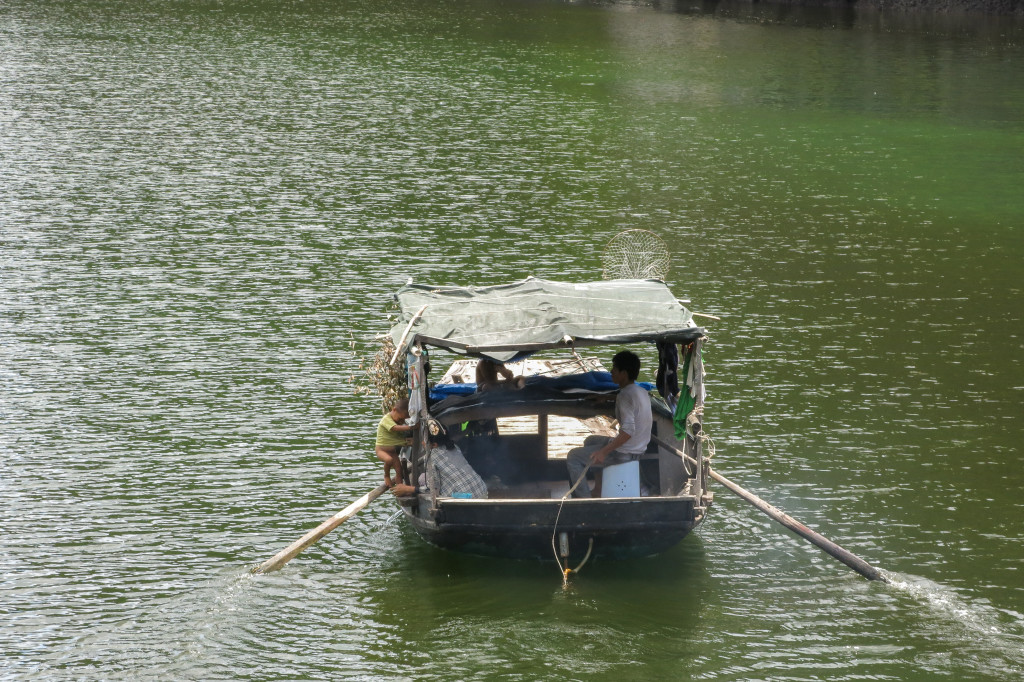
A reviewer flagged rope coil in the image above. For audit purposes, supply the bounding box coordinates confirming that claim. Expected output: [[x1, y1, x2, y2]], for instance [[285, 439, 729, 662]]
[[686, 405, 715, 462]]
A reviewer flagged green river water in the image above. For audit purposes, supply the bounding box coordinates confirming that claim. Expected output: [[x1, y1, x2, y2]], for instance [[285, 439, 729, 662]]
[[2, 0, 1022, 679]]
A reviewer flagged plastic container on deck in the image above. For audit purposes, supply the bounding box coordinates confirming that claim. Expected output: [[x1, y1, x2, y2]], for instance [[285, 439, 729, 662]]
[[601, 460, 640, 498]]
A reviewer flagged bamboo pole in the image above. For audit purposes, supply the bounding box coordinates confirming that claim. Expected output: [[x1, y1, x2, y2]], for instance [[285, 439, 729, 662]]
[[253, 483, 389, 574], [652, 436, 888, 583], [390, 304, 428, 366]]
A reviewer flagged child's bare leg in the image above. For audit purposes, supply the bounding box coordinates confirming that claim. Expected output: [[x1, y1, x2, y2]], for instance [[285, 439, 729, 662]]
[[392, 456, 406, 485], [376, 446, 398, 487]]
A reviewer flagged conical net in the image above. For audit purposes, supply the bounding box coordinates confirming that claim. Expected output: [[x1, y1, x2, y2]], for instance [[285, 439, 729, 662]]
[[601, 230, 670, 281]]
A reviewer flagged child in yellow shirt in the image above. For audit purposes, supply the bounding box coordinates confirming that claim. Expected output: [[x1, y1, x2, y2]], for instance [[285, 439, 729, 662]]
[[375, 398, 414, 488]]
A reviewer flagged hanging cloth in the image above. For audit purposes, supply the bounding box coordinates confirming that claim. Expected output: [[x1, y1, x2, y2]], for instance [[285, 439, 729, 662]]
[[673, 343, 697, 440], [406, 351, 423, 424], [656, 341, 680, 409]]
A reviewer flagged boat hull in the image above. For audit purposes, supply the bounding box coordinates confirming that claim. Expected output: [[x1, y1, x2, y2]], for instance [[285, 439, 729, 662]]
[[401, 495, 707, 561]]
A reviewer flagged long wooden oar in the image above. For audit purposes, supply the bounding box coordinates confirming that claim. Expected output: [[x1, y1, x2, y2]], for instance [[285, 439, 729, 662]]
[[653, 436, 888, 583], [253, 483, 389, 574]]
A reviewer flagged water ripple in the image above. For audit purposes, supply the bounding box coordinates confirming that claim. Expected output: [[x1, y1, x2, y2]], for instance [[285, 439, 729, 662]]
[[2, 0, 1023, 680]]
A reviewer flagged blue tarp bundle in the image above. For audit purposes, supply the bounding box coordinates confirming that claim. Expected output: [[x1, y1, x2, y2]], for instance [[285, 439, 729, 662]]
[[430, 384, 477, 399]]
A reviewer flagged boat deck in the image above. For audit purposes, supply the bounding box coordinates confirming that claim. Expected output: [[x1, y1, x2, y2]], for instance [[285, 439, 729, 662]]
[[391, 278, 710, 560]]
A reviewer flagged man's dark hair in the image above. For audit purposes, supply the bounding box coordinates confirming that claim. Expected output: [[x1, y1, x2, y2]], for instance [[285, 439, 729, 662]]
[[611, 350, 641, 382]]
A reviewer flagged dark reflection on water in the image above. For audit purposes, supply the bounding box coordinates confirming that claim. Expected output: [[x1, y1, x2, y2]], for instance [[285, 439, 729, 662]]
[[2, 0, 1023, 679]]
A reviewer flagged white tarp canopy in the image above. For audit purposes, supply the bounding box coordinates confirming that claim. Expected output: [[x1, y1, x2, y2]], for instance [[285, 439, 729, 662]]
[[389, 277, 703, 362]]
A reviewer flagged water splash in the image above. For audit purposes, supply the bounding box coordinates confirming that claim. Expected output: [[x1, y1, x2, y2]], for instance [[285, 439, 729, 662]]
[[382, 509, 404, 528], [883, 571, 1024, 679]]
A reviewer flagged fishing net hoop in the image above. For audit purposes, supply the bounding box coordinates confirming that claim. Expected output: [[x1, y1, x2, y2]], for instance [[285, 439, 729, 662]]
[[601, 229, 670, 281]]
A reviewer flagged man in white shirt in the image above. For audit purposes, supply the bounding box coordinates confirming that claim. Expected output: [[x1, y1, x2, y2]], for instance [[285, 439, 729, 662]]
[[567, 350, 652, 498]]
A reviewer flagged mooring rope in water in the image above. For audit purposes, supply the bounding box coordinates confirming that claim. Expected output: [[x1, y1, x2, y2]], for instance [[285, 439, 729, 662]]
[[551, 461, 593, 585], [571, 538, 595, 574]]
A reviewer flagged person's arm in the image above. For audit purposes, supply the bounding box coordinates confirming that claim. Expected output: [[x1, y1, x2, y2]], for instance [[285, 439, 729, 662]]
[[391, 483, 419, 497], [592, 389, 637, 464], [592, 430, 631, 465]]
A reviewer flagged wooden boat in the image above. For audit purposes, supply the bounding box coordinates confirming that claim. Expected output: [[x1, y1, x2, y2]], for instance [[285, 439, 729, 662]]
[[387, 277, 712, 564]]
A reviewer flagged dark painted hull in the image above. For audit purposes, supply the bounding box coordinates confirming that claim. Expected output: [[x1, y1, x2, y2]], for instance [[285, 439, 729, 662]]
[[401, 495, 708, 561]]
